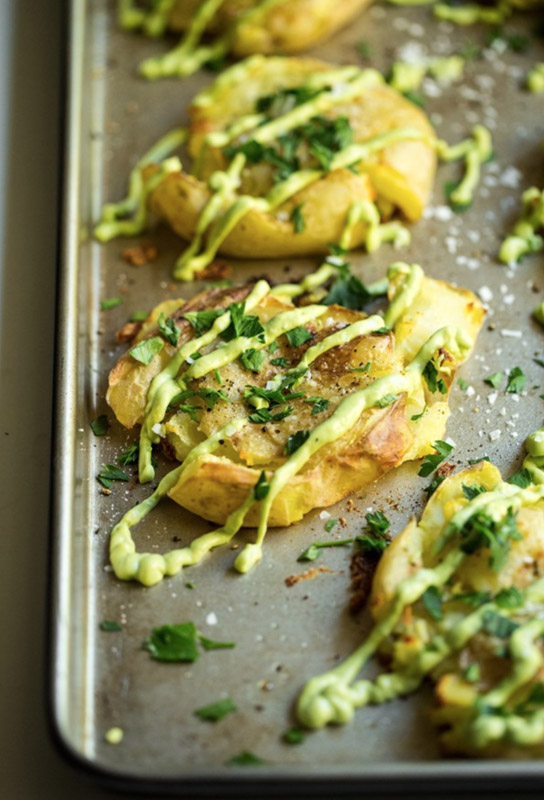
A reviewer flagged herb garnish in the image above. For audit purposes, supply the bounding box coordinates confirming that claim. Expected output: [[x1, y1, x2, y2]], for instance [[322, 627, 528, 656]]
[[356, 511, 390, 554], [411, 405, 427, 421], [97, 463, 130, 489], [100, 620, 122, 632], [418, 440, 454, 477], [254, 471, 269, 500], [482, 610, 519, 638], [221, 301, 265, 342], [129, 336, 164, 365], [290, 204, 305, 234], [375, 393, 400, 408], [457, 508, 521, 571], [423, 359, 447, 394], [298, 537, 355, 562], [144, 623, 235, 661], [130, 310, 148, 322], [348, 362, 371, 373], [184, 308, 223, 335], [305, 396, 329, 415], [117, 443, 139, 466], [100, 297, 123, 311], [484, 371, 504, 388], [462, 484, 488, 500], [422, 586, 443, 621], [157, 312, 180, 347], [239, 348, 266, 373], [228, 751, 265, 767], [285, 430, 310, 455], [271, 356, 289, 368], [285, 326, 312, 347], [495, 586, 524, 609], [508, 468, 533, 488], [505, 366, 526, 394], [194, 698, 237, 722], [90, 414, 109, 436]]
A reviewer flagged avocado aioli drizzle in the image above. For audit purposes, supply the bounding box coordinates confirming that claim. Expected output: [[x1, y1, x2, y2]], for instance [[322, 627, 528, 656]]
[[296, 424, 544, 749], [108, 255, 472, 585], [94, 60, 492, 280], [387, 0, 513, 26]]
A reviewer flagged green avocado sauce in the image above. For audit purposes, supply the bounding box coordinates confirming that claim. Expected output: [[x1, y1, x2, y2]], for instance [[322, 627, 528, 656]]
[[296, 423, 544, 750]]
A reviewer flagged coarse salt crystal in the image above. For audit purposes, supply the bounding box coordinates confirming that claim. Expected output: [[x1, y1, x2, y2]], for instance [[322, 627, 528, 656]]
[[319, 510, 331, 520], [489, 429, 502, 441], [500, 329, 522, 338], [487, 392, 498, 406], [151, 423, 165, 438], [206, 612, 218, 625], [478, 286, 493, 303]]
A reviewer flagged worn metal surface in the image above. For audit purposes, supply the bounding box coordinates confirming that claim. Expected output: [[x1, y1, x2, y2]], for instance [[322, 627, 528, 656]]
[[52, 0, 544, 789]]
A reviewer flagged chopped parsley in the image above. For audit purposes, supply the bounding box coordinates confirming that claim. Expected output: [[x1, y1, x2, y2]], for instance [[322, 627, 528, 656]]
[[298, 537, 354, 562], [505, 366, 526, 394], [533, 357, 544, 368], [239, 348, 266, 373], [508, 468, 533, 488], [248, 406, 294, 424], [423, 359, 447, 394], [117, 443, 139, 466], [422, 586, 443, 621], [197, 388, 230, 410], [356, 511, 390, 554], [487, 27, 530, 53], [402, 90, 426, 108], [348, 362, 371, 373], [356, 40, 371, 59], [129, 336, 164, 365], [90, 414, 109, 436], [144, 622, 200, 662], [271, 356, 289, 368], [100, 296, 123, 311], [468, 456, 490, 465], [285, 429, 310, 455], [418, 440, 454, 477], [194, 698, 237, 722], [100, 620, 122, 632], [158, 312, 179, 347], [495, 586, 524, 609], [484, 371, 504, 388], [285, 327, 312, 347], [457, 378, 468, 391], [324, 271, 373, 311], [279, 367, 308, 391], [130, 310, 148, 322], [97, 463, 130, 489], [324, 518, 338, 533], [463, 663, 481, 683], [411, 405, 427, 421], [254, 471, 269, 500], [305, 396, 329, 415], [451, 590, 492, 608], [290, 204, 305, 234], [457, 508, 521, 571], [221, 301, 265, 342], [198, 635, 235, 651], [184, 308, 224, 335], [228, 751, 265, 767], [462, 484, 488, 500], [176, 404, 200, 423], [482, 610, 519, 639], [283, 727, 306, 745]]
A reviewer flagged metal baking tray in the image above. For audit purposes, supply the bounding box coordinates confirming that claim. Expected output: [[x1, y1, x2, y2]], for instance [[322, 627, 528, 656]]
[[50, 0, 544, 793]]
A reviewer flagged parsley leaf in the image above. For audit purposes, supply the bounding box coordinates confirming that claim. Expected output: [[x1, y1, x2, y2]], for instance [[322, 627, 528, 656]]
[[194, 698, 237, 722], [462, 484, 488, 500], [495, 586, 524, 609], [290, 204, 305, 234], [100, 620, 122, 632], [198, 635, 235, 651], [144, 622, 200, 662], [463, 663, 481, 683], [221, 301, 265, 342], [458, 378, 468, 391], [239, 348, 265, 373], [458, 508, 521, 571], [418, 440, 454, 477], [306, 396, 329, 415], [376, 393, 400, 408], [184, 308, 224, 335], [325, 518, 338, 533], [482, 610, 519, 639], [285, 430, 310, 455], [130, 310, 148, 322], [117, 443, 139, 466], [422, 586, 443, 621], [254, 471, 270, 500], [285, 327, 312, 347], [452, 590, 492, 608], [271, 356, 289, 368], [411, 405, 427, 421], [97, 463, 130, 489], [366, 510, 390, 536], [176, 404, 200, 423], [324, 273, 372, 310], [228, 751, 265, 767], [508, 468, 533, 488], [298, 537, 354, 562], [100, 296, 123, 311], [197, 388, 230, 410], [484, 371, 504, 388], [356, 511, 390, 554], [348, 362, 371, 373], [423, 360, 447, 394], [158, 312, 180, 347], [90, 414, 109, 436], [506, 366, 526, 394], [129, 336, 164, 365], [283, 727, 306, 745]]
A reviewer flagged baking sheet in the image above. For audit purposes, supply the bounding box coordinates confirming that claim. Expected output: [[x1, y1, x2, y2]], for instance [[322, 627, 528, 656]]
[[51, 0, 544, 790]]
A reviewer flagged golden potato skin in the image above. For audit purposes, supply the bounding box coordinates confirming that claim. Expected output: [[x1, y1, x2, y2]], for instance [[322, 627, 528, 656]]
[[107, 274, 483, 527], [150, 57, 436, 258], [167, 0, 373, 54]]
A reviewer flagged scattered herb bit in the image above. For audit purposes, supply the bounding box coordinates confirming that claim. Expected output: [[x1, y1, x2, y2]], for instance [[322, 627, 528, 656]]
[[130, 310, 148, 322], [324, 272, 372, 310], [534, 357, 544, 368], [97, 463, 130, 489], [144, 622, 200, 662], [425, 474, 446, 498], [484, 371, 504, 388], [458, 508, 521, 572], [129, 336, 164, 365], [423, 360, 447, 394], [215, 369, 222, 384], [325, 518, 338, 533], [117, 443, 139, 466], [418, 440, 454, 477], [366, 511, 390, 536], [452, 590, 492, 608], [189, 351, 202, 361], [444, 179, 473, 212], [457, 378, 468, 391], [487, 27, 530, 53], [505, 366, 526, 394], [283, 727, 306, 745], [463, 663, 481, 683], [221, 301, 265, 342], [306, 396, 329, 415], [204, 280, 232, 289], [495, 587, 524, 609], [482, 610, 519, 639], [271, 356, 289, 368], [356, 511, 390, 554], [508, 468, 533, 488], [356, 40, 371, 59], [100, 296, 123, 311], [422, 586, 443, 621], [90, 414, 109, 436], [376, 393, 400, 408], [228, 751, 265, 767], [194, 698, 237, 722], [254, 471, 270, 500], [402, 90, 426, 108], [177, 404, 200, 423], [186, 583, 195, 590], [197, 388, 230, 410], [348, 362, 371, 373], [411, 405, 427, 421], [279, 367, 308, 391], [268, 341, 279, 355], [285, 327, 312, 347], [100, 620, 122, 632], [198, 634, 236, 651], [285, 430, 310, 455], [297, 537, 355, 562], [462, 484, 488, 500], [158, 312, 179, 347], [468, 456, 490, 465], [239, 348, 266, 373], [290, 204, 305, 234], [183, 309, 224, 337]]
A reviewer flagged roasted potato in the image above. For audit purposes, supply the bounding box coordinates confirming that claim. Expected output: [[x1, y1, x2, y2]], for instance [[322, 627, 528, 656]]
[[107, 272, 483, 528], [148, 56, 436, 260]]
